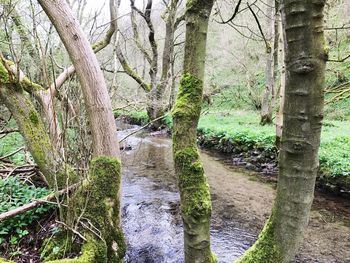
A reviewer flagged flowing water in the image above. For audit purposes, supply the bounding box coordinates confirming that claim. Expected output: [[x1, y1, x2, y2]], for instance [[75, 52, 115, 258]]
[[118, 124, 256, 263], [118, 123, 350, 263]]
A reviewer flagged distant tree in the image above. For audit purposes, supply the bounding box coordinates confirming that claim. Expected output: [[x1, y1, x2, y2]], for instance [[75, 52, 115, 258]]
[[116, 0, 184, 129], [236, 0, 327, 262], [172, 0, 216, 262], [260, 0, 279, 125]]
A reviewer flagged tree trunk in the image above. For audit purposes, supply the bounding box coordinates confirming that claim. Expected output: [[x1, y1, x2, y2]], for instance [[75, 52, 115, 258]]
[[172, 0, 216, 262], [37, 0, 124, 261], [275, 15, 285, 149], [37, 0, 119, 158], [236, 0, 327, 262], [0, 85, 66, 188], [260, 0, 276, 125]]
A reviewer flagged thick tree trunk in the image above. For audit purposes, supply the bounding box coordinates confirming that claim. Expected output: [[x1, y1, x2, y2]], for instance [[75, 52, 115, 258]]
[[36, 0, 124, 261], [38, 0, 119, 158], [236, 0, 327, 262], [172, 0, 216, 262]]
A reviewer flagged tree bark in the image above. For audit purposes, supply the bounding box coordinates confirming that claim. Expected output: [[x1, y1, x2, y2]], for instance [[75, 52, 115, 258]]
[[172, 0, 216, 262], [36, 0, 125, 261], [37, 0, 119, 158], [275, 13, 285, 149], [236, 0, 327, 262]]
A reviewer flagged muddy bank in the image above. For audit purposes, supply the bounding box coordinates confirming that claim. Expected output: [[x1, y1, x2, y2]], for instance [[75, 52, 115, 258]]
[[119, 124, 350, 263], [202, 151, 350, 263]]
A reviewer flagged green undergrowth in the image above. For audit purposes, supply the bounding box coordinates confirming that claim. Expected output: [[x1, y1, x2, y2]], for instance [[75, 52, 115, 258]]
[[113, 110, 149, 125], [198, 111, 276, 152], [114, 109, 173, 128], [0, 177, 54, 246], [0, 132, 26, 165]]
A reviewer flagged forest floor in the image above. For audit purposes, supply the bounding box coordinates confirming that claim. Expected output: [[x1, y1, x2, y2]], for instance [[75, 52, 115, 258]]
[[202, 150, 350, 263]]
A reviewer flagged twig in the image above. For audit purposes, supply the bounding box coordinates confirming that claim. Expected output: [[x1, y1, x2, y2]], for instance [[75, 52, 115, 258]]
[[0, 128, 19, 135], [215, 0, 242, 24], [247, 3, 269, 51], [327, 54, 350, 63], [56, 220, 87, 242], [0, 147, 24, 161]]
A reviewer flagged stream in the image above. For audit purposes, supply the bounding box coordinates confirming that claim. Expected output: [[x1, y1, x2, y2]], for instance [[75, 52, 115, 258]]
[[118, 123, 350, 263]]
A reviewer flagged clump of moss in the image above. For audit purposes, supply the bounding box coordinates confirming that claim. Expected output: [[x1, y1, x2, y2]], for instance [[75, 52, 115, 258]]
[[40, 157, 125, 263], [44, 236, 107, 263], [235, 214, 282, 263], [40, 234, 72, 261], [172, 73, 203, 121], [0, 61, 10, 83], [66, 156, 125, 262], [29, 110, 39, 125], [0, 258, 16, 263], [174, 147, 212, 218]]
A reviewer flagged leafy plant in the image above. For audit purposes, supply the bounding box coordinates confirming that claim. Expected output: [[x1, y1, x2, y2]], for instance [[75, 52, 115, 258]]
[[0, 177, 54, 245]]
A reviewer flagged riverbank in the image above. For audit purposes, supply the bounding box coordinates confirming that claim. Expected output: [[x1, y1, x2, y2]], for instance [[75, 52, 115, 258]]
[[114, 109, 350, 196], [119, 125, 350, 262]]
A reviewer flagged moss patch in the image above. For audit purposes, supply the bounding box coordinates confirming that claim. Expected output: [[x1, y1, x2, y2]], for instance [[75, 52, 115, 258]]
[[235, 215, 282, 263], [29, 110, 39, 125], [45, 237, 107, 263], [172, 73, 203, 121], [0, 61, 10, 83], [0, 258, 16, 263]]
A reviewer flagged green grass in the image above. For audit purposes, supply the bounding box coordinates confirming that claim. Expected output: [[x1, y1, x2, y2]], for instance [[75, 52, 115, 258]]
[[198, 110, 276, 150]]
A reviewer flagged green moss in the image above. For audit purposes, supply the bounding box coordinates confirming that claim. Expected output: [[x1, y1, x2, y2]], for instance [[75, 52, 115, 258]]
[[40, 234, 71, 261], [0, 258, 16, 263], [174, 147, 212, 218], [210, 253, 218, 263], [41, 157, 125, 263], [20, 77, 43, 92], [235, 215, 282, 263], [29, 110, 39, 125], [45, 237, 107, 263], [172, 73, 203, 121], [0, 61, 10, 83], [65, 156, 125, 262]]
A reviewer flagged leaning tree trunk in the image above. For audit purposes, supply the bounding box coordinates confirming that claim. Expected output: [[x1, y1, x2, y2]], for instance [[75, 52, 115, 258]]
[[0, 79, 66, 188], [236, 0, 327, 262], [172, 0, 216, 262], [38, 0, 119, 158], [36, 0, 125, 261]]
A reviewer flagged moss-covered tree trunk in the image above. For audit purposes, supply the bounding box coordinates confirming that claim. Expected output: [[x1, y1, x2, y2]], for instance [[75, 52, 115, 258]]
[[172, 0, 216, 262], [236, 0, 327, 262], [0, 84, 66, 188]]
